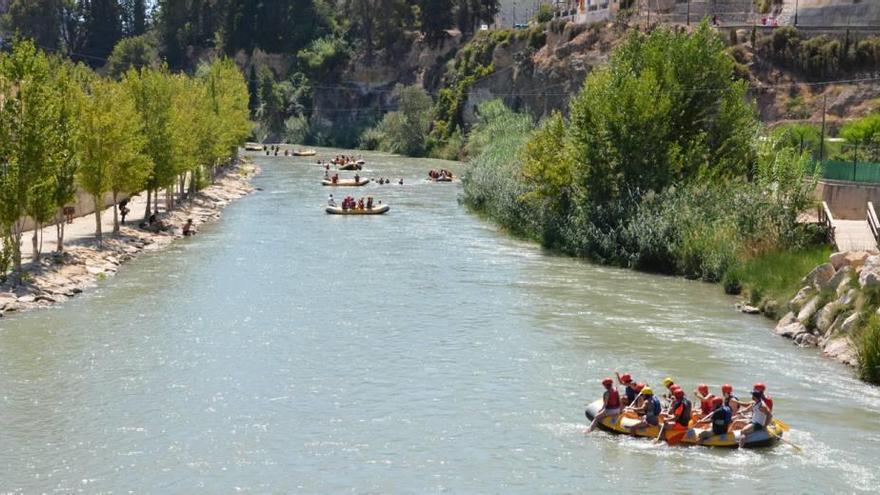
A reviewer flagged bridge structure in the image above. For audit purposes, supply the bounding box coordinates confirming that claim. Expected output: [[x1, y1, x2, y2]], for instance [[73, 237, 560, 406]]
[[819, 201, 880, 252]]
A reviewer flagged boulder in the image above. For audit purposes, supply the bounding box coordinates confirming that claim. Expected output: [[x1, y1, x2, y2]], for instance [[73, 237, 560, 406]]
[[795, 332, 819, 347], [797, 295, 822, 324], [803, 263, 835, 289], [735, 302, 760, 314], [847, 251, 871, 270], [859, 255, 880, 287], [813, 303, 839, 334], [836, 288, 858, 308], [840, 313, 861, 334], [829, 251, 848, 270], [17, 295, 35, 304], [774, 312, 807, 339], [826, 266, 853, 293], [822, 338, 858, 366], [0, 295, 16, 310], [789, 287, 814, 313]]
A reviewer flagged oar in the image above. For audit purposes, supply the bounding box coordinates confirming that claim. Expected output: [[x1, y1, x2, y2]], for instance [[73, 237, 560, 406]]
[[773, 418, 791, 432], [767, 429, 803, 452]]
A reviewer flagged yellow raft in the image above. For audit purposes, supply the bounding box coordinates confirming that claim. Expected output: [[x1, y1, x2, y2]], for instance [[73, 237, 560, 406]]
[[584, 399, 783, 448], [293, 149, 316, 156], [325, 204, 389, 215]]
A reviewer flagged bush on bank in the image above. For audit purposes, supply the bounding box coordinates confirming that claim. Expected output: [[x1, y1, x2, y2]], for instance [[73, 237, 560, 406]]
[[462, 22, 823, 284]]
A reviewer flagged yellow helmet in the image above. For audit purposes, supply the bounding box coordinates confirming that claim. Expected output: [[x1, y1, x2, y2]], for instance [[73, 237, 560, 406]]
[[662, 377, 674, 387], [642, 387, 654, 396]]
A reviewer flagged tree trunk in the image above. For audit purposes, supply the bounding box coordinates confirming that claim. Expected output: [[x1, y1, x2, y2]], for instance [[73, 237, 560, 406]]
[[94, 195, 103, 248], [144, 188, 152, 220], [11, 221, 23, 284], [153, 188, 159, 215], [31, 226, 39, 262], [112, 191, 120, 234], [56, 210, 65, 253]]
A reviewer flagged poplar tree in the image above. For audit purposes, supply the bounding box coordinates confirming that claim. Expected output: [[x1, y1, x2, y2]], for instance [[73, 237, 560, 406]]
[[76, 78, 148, 245]]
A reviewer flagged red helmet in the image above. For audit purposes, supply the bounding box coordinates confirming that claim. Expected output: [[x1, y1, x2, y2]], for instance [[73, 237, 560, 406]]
[[753, 382, 766, 393], [634, 382, 645, 393], [697, 383, 709, 395], [712, 396, 724, 408], [721, 384, 733, 394], [620, 373, 633, 383], [602, 377, 613, 388], [673, 388, 685, 399]]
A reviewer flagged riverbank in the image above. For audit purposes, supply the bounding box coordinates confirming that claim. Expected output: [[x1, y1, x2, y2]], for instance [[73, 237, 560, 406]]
[[0, 161, 259, 318]]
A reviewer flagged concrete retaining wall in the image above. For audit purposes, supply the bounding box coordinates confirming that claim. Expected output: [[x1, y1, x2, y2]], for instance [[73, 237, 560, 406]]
[[816, 179, 880, 220]]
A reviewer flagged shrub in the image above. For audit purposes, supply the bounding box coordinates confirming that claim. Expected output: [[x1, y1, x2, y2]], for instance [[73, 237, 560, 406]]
[[297, 36, 350, 78], [283, 114, 310, 144], [857, 315, 880, 384], [359, 85, 433, 156]]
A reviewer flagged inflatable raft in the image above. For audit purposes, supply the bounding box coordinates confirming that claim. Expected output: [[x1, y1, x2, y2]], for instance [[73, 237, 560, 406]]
[[326, 204, 389, 215], [293, 149, 316, 156], [322, 178, 369, 187], [244, 143, 263, 151], [584, 400, 782, 448], [339, 163, 362, 170]]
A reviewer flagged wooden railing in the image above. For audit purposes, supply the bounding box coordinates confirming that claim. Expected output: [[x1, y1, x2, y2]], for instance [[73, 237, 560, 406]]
[[818, 201, 836, 247], [868, 202, 880, 247]]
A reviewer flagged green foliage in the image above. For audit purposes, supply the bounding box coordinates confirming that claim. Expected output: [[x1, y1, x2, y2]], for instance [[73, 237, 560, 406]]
[[106, 35, 159, 79], [532, 4, 554, 24], [360, 85, 433, 156], [857, 315, 880, 384], [725, 246, 832, 308], [76, 77, 150, 242], [757, 27, 880, 79], [0, 235, 11, 283], [420, 0, 454, 42], [463, 24, 823, 284], [771, 122, 821, 156], [432, 29, 514, 140], [297, 36, 351, 79], [284, 115, 311, 144]]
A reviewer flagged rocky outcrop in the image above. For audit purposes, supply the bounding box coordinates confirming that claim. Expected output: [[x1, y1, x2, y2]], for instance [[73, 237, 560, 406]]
[[769, 250, 878, 367], [0, 161, 258, 318]]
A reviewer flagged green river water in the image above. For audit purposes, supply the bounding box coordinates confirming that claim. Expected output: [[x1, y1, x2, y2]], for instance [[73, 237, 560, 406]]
[[0, 149, 878, 493]]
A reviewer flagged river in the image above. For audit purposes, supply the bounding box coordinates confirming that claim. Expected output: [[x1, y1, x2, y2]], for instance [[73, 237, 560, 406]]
[[0, 149, 878, 492]]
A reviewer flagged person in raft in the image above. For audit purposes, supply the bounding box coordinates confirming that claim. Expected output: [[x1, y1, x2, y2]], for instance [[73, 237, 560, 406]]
[[615, 371, 638, 407], [697, 396, 732, 444], [661, 377, 677, 404], [656, 387, 691, 442], [354, 173, 360, 183], [737, 383, 773, 447], [182, 219, 197, 236], [694, 383, 716, 416], [721, 383, 749, 416], [625, 386, 660, 431], [328, 194, 336, 207], [586, 377, 621, 433]]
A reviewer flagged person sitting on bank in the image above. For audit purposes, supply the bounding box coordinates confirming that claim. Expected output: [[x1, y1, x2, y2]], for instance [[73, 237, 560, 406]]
[[625, 386, 661, 431], [183, 219, 197, 236], [586, 377, 621, 434], [697, 396, 732, 444]]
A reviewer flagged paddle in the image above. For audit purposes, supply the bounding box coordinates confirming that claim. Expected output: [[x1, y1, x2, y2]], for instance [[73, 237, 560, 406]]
[[767, 429, 803, 452], [774, 418, 791, 432]]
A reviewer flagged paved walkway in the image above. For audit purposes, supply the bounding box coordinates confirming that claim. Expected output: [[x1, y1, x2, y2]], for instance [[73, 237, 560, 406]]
[[19, 190, 169, 260], [833, 219, 877, 252]]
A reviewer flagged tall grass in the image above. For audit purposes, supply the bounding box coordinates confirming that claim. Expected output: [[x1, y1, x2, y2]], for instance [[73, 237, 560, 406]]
[[857, 316, 880, 384], [725, 246, 833, 308]]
